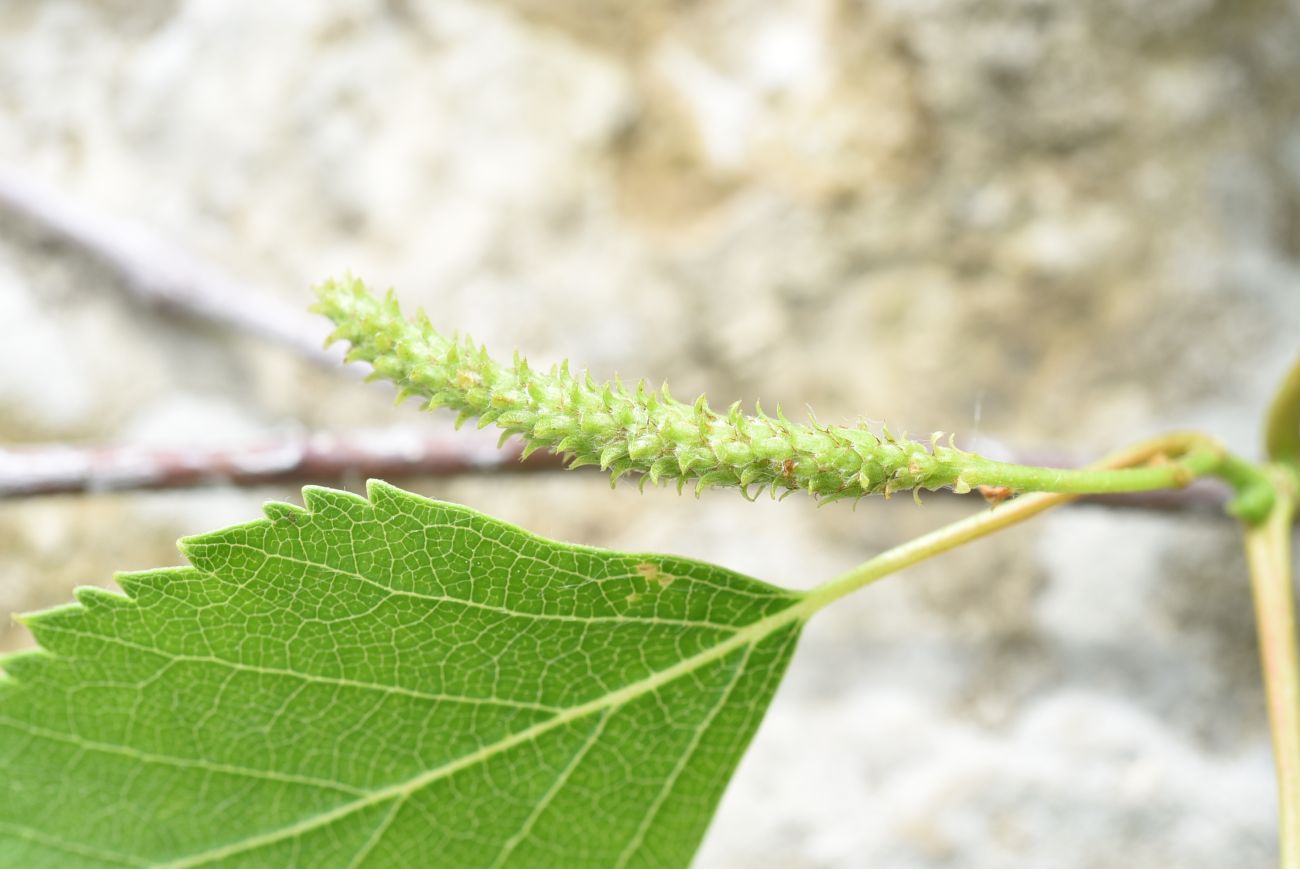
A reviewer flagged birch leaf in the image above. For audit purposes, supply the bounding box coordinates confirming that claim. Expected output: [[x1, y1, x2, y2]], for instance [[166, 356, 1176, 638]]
[[0, 481, 806, 867]]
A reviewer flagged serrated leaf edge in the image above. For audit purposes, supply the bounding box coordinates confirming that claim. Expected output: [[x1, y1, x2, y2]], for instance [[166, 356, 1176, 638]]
[[1, 480, 812, 868]]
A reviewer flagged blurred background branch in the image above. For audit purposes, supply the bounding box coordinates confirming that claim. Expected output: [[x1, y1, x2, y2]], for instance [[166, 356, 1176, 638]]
[[0, 429, 559, 498], [0, 164, 348, 371]]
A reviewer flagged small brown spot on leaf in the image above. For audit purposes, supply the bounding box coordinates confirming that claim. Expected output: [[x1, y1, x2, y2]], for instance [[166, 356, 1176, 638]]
[[635, 561, 676, 589]]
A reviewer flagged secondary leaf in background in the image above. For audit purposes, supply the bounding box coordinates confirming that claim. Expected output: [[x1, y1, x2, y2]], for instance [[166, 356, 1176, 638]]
[[0, 481, 805, 867]]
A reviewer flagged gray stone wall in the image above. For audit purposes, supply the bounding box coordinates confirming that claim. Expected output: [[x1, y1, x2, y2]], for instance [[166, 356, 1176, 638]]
[[2, 1, 1298, 865]]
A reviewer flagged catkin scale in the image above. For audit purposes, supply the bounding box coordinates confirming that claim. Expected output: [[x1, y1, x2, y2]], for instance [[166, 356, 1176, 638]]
[[314, 275, 969, 503]]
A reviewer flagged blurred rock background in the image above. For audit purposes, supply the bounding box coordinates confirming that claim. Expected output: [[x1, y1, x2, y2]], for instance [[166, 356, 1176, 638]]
[[2, 0, 1299, 866]]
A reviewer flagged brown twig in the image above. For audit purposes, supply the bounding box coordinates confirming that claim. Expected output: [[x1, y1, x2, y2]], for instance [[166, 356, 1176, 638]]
[[0, 164, 345, 370], [0, 430, 563, 498], [0, 430, 1235, 513]]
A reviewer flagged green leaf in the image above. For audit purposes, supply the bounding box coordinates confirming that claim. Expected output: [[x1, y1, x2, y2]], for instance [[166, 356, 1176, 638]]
[[0, 482, 806, 867]]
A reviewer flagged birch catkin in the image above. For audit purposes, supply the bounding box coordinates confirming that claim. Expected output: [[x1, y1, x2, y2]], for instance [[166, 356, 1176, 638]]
[[314, 275, 970, 502]]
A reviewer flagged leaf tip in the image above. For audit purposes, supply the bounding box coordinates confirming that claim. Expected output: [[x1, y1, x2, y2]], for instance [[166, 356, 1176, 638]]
[[10, 600, 82, 646], [301, 485, 369, 515], [175, 535, 198, 562], [364, 478, 408, 506]]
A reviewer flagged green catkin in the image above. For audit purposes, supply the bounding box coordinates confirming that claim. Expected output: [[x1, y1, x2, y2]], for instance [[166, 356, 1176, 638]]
[[313, 275, 970, 503]]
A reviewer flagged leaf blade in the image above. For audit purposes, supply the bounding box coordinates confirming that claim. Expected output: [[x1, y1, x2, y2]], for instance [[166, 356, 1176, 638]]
[[1, 482, 806, 867]]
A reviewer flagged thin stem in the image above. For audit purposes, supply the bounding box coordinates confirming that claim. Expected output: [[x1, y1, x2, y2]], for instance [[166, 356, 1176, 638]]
[[804, 434, 1198, 613], [958, 436, 1275, 524], [1266, 351, 1300, 467], [958, 446, 1221, 494], [1244, 472, 1300, 869]]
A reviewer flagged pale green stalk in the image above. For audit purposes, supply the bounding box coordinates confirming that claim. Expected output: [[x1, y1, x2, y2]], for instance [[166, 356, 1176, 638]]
[[1244, 472, 1300, 869], [1251, 348, 1300, 866]]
